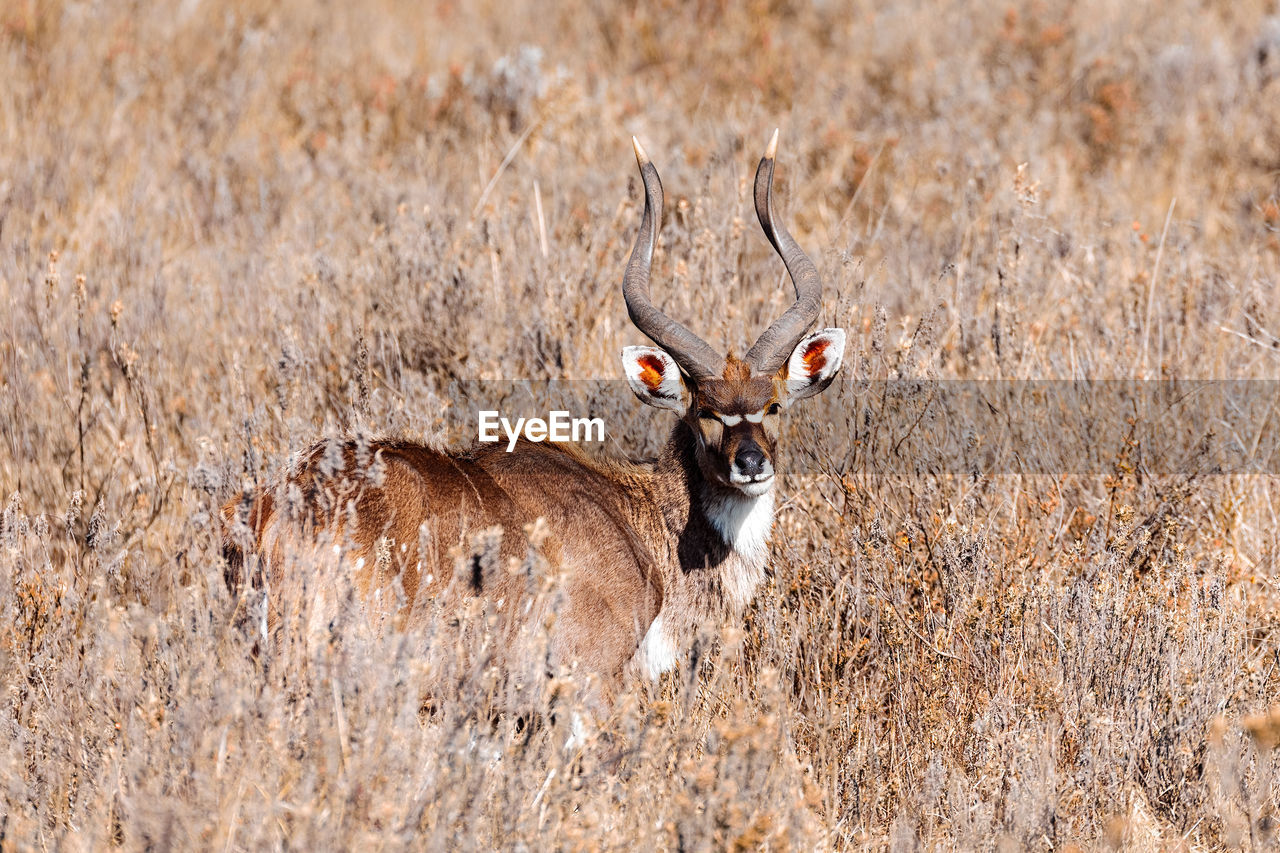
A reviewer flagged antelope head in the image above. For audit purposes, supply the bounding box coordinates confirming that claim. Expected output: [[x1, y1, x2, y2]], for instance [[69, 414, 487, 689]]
[[621, 131, 846, 497]]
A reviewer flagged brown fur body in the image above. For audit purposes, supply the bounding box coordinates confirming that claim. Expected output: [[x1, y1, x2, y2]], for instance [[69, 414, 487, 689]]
[[221, 415, 768, 698]]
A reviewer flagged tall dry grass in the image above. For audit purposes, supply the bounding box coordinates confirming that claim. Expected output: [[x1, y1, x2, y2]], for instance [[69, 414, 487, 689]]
[[4, 0, 1280, 848]]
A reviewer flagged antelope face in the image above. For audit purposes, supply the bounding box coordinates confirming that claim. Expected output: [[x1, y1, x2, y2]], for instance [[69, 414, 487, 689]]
[[619, 130, 845, 497], [622, 328, 845, 497], [691, 366, 780, 495]]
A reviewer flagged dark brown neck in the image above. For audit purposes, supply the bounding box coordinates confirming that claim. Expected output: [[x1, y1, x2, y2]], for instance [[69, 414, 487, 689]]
[[653, 419, 735, 574]]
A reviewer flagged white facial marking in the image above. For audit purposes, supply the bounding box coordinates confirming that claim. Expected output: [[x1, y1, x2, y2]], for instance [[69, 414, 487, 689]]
[[730, 475, 774, 496], [719, 414, 743, 426], [744, 411, 766, 423]]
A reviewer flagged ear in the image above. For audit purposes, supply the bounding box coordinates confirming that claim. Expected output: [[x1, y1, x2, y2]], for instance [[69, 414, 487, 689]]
[[781, 328, 845, 404], [621, 346, 691, 412]]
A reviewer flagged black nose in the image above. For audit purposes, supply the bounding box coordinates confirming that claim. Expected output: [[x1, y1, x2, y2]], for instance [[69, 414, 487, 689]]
[[735, 448, 766, 476]]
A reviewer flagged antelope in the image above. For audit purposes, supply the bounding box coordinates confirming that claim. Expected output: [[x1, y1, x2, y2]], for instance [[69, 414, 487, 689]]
[[221, 131, 845, 710]]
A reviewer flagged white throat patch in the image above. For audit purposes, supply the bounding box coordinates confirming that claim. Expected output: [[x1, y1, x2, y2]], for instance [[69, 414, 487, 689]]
[[704, 486, 774, 608]]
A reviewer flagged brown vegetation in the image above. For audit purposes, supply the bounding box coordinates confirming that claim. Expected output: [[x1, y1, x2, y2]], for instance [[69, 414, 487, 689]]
[[4, 0, 1280, 848]]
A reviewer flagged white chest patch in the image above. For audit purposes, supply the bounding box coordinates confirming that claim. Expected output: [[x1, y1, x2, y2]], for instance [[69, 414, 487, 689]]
[[633, 489, 775, 681], [637, 613, 678, 680]]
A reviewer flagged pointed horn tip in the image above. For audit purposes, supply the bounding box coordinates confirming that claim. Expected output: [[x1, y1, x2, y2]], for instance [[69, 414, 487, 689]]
[[765, 128, 779, 160], [632, 137, 650, 167]]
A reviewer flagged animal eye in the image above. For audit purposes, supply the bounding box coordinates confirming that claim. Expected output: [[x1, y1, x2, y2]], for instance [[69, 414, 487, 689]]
[[767, 403, 781, 415], [697, 409, 717, 421]]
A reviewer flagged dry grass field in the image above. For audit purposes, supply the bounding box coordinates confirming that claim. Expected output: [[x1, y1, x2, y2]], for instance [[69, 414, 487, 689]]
[[5, 0, 1280, 849]]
